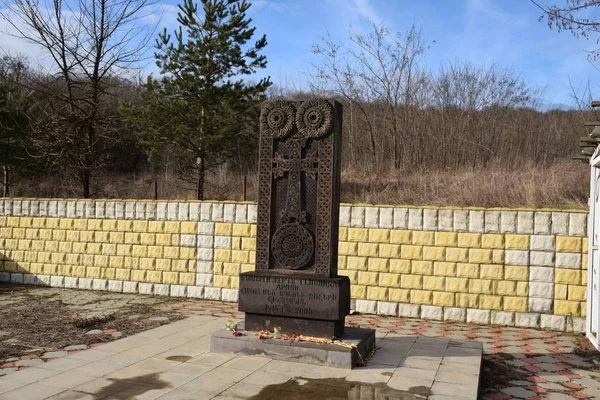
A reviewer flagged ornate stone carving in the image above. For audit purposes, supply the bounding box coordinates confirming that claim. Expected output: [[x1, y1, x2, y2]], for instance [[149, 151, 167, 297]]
[[260, 100, 295, 139], [296, 99, 334, 138]]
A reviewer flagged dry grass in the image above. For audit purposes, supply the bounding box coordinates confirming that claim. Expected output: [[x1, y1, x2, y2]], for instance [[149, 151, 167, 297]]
[[14, 161, 589, 209]]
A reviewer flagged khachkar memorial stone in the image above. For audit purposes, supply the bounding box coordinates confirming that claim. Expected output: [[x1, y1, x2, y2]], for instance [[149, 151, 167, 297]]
[[238, 99, 350, 338]]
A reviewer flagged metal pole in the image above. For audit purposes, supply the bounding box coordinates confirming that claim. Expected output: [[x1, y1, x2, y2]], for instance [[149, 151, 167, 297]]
[[242, 175, 247, 201]]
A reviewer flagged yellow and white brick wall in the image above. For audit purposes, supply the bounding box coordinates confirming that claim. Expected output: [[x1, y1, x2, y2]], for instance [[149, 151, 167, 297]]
[[0, 199, 588, 332]]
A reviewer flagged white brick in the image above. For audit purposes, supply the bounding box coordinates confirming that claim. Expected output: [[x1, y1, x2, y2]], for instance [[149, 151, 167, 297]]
[[115, 202, 126, 219], [48, 200, 58, 217], [135, 202, 146, 219], [517, 211, 534, 234], [351, 207, 365, 228], [541, 314, 566, 331], [555, 253, 582, 269], [123, 281, 139, 293], [379, 208, 394, 229], [58, 201, 68, 217], [222, 289, 239, 302], [167, 202, 178, 220], [74, 201, 85, 218], [204, 287, 222, 300], [180, 234, 198, 248], [468, 211, 485, 233], [438, 210, 453, 232], [569, 213, 587, 236], [95, 202, 106, 218], [197, 261, 213, 273], [443, 307, 466, 322], [196, 273, 213, 286], [105, 202, 116, 219], [505, 250, 529, 265], [145, 203, 156, 220], [572, 317, 586, 333], [187, 286, 204, 298], [198, 222, 215, 235], [139, 283, 153, 295], [178, 203, 190, 221], [355, 299, 377, 314], [170, 285, 187, 297], [125, 202, 135, 219], [530, 235, 555, 251], [528, 297, 553, 313], [397, 304, 420, 318], [189, 203, 201, 221], [421, 305, 443, 321], [453, 210, 468, 232], [66, 202, 77, 218], [466, 309, 491, 324], [350, 299, 356, 313], [78, 278, 93, 290], [93, 279, 108, 291], [247, 205, 257, 224], [484, 211, 500, 233], [393, 208, 409, 229], [408, 208, 423, 230], [338, 206, 351, 226], [23, 274, 38, 285], [39, 201, 49, 216], [198, 235, 214, 248], [534, 212, 551, 234], [365, 207, 379, 228], [212, 203, 224, 222], [530, 251, 554, 267], [0, 200, 5, 216], [37, 275, 51, 286], [154, 284, 170, 296], [84, 201, 95, 218], [423, 209, 438, 231], [64, 277, 78, 289], [12, 200, 22, 216], [30, 201, 40, 217], [491, 311, 515, 326], [22, 200, 31, 216], [156, 202, 168, 220], [529, 267, 554, 283], [235, 204, 248, 223], [515, 312, 540, 328], [376, 301, 398, 316], [529, 282, 553, 299], [551, 212, 569, 236], [201, 202, 213, 221], [104, 280, 122, 292], [223, 203, 236, 222], [197, 248, 214, 261], [10, 273, 24, 284], [214, 236, 232, 249], [50, 276, 64, 287]]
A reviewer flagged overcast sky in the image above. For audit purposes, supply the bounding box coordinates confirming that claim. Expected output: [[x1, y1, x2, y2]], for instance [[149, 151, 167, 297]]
[[1, 0, 599, 108]]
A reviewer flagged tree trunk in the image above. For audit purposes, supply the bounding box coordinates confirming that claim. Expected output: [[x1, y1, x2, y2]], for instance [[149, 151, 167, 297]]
[[81, 170, 91, 198], [2, 166, 9, 197], [196, 157, 205, 200]]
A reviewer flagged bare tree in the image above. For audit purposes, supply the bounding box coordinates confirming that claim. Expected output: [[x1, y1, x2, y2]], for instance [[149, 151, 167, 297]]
[[1, 0, 158, 197]]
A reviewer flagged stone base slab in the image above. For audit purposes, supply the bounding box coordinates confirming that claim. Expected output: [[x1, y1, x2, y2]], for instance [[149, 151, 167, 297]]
[[210, 325, 376, 369]]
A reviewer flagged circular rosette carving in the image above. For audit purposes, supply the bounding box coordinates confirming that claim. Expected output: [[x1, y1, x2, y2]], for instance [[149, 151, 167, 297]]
[[271, 223, 314, 269], [296, 99, 333, 138], [260, 100, 295, 139]]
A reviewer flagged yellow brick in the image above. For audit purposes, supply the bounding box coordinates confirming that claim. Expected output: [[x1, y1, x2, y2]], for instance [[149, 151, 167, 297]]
[[82, 255, 94, 266], [155, 234, 170, 246], [31, 218, 46, 228], [148, 221, 164, 233], [582, 272, 588, 286], [423, 246, 445, 261], [583, 237, 589, 253], [95, 255, 110, 267], [124, 232, 140, 245], [215, 249, 232, 263], [86, 266, 101, 278], [156, 259, 171, 271], [435, 232, 457, 247], [73, 219, 87, 230], [339, 227, 348, 241], [369, 229, 390, 243], [358, 243, 378, 257], [367, 286, 388, 301], [351, 285, 367, 299], [469, 279, 493, 294], [446, 248, 468, 263], [115, 268, 131, 280], [101, 243, 116, 255], [66, 231, 80, 242], [31, 240, 45, 252], [97, 231, 111, 243], [347, 256, 368, 271], [100, 219, 115, 231], [102, 268, 116, 280], [390, 230, 411, 244], [46, 219, 59, 229], [469, 249, 493, 264], [215, 223, 232, 236], [109, 256, 124, 268], [379, 244, 400, 258], [58, 265, 72, 276], [250, 225, 256, 237], [446, 277, 469, 292], [583, 253, 588, 270], [338, 256, 347, 270], [480, 264, 503, 280], [140, 233, 156, 245], [133, 220, 148, 232], [213, 262, 223, 274], [412, 231, 434, 246], [181, 222, 196, 234], [456, 293, 479, 308], [423, 276, 445, 291], [481, 234, 504, 249], [147, 246, 163, 258], [389, 259, 411, 274], [505, 234, 529, 250], [213, 274, 229, 288], [233, 223, 251, 237], [180, 247, 196, 260], [556, 236, 582, 253], [358, 271, 379, 285], [411, 290, 432, 305], [179, 273, 195, 285], [379, 273, 401, 287], [339, 242, 357, 256], [164, 222, 180, 233], [389, 288, 410, 302], [434, 262, 456, 277], [6, 217, 19, 227], [505, 265, 528, 281], [242, 238, 256, 250], [433, 291, 455, 306], [164, 247, 179, 259], [117, 220, 132, 232], [480, 295, 502, 310], [60, 218, 76, 229], [568, 285, 586, 301], [69, 265, 85, 277], [401, 274, 422, 289], [131, 270, 146, 281], [401, 245, 422, 260], [339, 269, 358, 284], [163, 271, 178, 284], [109, 232, 125, 244], [555, 269, 581, 285], [458, 233, 481, 248], [231, 250, 249, 264], [517, 279, 529, 294], [147, 271, 162, 283], [412, 261, 433, 275], [139, 257, 155, 270], [456, 263, 479, 278], [492, 250, 504, 264], [52, 230, 66, 241], [51, 252, 65, 264], [172, 259, 192, 272], [115, 244, 131, 256], [496, 280, 517, 296], [368, 258, 389, 272], [581, 302, 587, 317], [555, 284, 568, 299], [555, 300, 581, 316], [39, 229, 52, 240]]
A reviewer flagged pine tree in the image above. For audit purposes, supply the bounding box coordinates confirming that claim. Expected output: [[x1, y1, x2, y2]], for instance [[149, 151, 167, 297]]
[[139, 0, 271, 200]]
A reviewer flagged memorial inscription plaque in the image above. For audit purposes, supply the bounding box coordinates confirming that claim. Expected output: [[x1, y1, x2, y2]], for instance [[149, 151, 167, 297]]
[[238, 99, 350, 338]]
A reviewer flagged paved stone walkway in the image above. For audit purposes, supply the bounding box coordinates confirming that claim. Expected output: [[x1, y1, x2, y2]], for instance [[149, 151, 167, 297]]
[[1, 286, 600, 399]]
